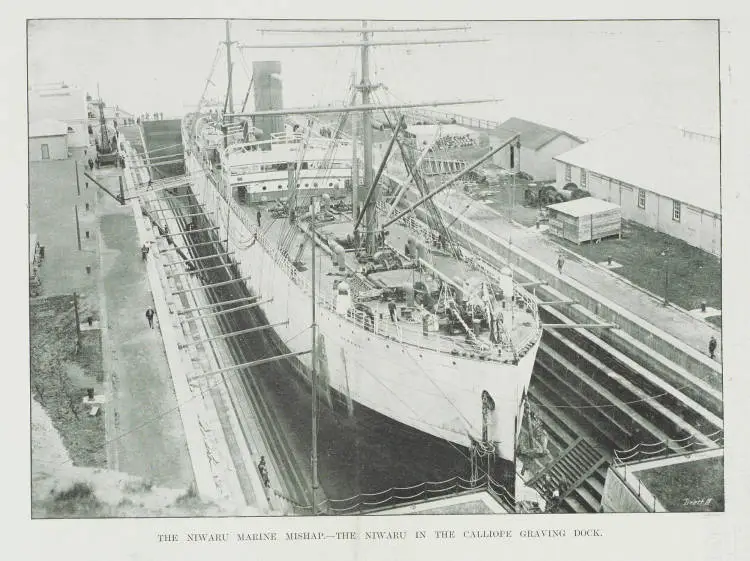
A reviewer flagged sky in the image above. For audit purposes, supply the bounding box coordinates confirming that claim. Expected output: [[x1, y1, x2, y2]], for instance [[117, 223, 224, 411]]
[[27, 19, 719, 139]]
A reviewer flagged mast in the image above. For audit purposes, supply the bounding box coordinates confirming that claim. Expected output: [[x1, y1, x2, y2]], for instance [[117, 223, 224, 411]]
[[310, 196, 320, 514], [360, 21, 377, 253], [224, 20, 234, 149], [350, 72, 359, 220]]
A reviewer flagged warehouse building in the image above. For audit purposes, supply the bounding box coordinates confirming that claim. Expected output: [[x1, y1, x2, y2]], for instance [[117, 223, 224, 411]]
[[492, 117, 584, 180], [29, 119, 69, 161], [554, 124, 721, 257], [28, 83, 89, 149]]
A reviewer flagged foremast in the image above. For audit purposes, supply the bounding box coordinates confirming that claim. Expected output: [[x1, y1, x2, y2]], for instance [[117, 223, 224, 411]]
[[229, 22, 492, 257]]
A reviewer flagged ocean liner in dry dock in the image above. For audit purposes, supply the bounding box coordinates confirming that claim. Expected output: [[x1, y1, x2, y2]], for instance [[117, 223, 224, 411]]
[[180, 21, 542, 489]]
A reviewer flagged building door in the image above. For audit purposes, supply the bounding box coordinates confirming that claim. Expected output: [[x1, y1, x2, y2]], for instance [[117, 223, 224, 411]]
[[41, 144, 50, 160]]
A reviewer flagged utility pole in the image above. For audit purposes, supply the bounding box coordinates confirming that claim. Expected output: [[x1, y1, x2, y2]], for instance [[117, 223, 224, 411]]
[[310, 196, 320, 515], [73, 291, 81, 352], [75, 160, 80, 195], [224, 19, 234, 149], [75, 204, 82, 250]]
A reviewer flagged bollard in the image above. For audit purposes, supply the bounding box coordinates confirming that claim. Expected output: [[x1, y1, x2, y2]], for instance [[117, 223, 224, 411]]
[[607, 256, 613, 266], [87, 388, 95, 401], [87, 316, 93, 326], [86, 265, 91, 274], [701, 301, 707, 313]]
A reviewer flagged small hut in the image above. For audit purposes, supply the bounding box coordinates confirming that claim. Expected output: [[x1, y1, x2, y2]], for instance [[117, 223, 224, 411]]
[[546, 197, 621, 244]]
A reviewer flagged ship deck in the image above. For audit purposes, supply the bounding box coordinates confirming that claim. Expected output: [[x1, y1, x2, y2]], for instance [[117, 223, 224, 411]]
[[234, 192, 539, 359]]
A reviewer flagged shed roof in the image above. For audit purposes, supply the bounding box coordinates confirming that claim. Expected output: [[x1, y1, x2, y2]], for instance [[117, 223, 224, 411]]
[[547, 197, 621, 218], [29, 118, 68, 138], [499, 117, 582, 151], [554, 124, 720, 215]]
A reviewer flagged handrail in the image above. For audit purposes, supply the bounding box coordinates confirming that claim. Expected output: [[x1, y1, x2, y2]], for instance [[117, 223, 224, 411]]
[[613, 430, 724, 466], [607, 463, 661, 512], [272, 472, 516, 515]]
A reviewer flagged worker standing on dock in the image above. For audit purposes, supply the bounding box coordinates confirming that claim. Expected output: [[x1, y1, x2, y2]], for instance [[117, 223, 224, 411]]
[[145, 307, 155, 329], [708, 336, 717, 359], [258, 456, 270, 488], [557, 253, 565, 274], [256, 209, 262, 228]]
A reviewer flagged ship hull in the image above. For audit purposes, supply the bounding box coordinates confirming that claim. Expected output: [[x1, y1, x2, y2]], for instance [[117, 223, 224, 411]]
[[186, 153, 540, 464]]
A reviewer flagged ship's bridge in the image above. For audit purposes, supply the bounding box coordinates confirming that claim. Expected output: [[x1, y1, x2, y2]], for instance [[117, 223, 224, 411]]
[[221, 136, 353, 200]]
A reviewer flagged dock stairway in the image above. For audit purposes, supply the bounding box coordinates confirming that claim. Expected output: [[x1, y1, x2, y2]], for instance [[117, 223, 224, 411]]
[[525, 437, 608, 513]]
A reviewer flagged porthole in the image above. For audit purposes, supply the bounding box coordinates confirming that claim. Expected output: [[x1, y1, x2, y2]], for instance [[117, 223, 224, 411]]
[[305, 183, 309, 188], [278, 185, 282, 189], [328, 182, 333, 187], [314, 182, 318, 188], [277, 184, 282, 189], [262, 186, 267, 191]]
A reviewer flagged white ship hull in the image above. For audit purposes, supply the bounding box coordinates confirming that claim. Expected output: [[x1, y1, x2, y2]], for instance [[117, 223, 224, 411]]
[[185, 153, 540, 462]]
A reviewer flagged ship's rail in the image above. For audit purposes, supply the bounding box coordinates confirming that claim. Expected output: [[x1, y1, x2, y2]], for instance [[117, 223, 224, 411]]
[[222, 134, 348, 160]]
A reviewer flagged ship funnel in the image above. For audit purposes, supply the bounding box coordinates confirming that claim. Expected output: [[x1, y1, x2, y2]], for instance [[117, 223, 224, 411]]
[[253, 61, 284, 145]]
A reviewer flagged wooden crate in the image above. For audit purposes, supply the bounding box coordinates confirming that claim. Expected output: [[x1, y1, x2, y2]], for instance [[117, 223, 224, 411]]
[[547, 198, 621, 244]]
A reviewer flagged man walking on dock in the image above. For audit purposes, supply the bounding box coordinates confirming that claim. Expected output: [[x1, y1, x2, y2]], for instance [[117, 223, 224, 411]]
[[256, 209, 262, 228], [557, 253, 565, 275], [708, 336, 717, 360], [145, 307, 155, 329]]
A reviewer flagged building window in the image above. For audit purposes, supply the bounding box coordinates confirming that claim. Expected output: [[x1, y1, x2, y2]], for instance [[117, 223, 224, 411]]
[[638, 189, 646, 209], [672, 200, 681, 222], [580, 169, 587, 188], [565, 164, 571, 181]]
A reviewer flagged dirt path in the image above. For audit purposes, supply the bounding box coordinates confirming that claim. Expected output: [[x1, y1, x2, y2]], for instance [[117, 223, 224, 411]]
[[97, 183, 193, 489]]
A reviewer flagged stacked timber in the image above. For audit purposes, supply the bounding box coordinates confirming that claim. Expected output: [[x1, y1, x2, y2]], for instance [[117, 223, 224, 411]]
[[547, 197, 621, 244]]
